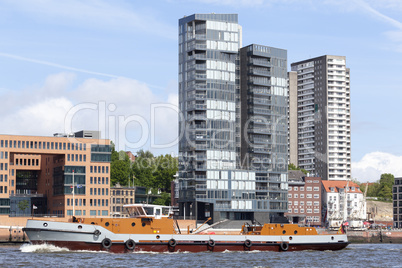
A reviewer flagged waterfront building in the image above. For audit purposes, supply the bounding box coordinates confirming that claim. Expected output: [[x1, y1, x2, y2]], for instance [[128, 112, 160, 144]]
[[287, 71, 298, 166], [110, 184, 135, 217], [239, 44, 288, 216], [286, 171, 322, 226], [110, 184, 161, 217], [393, 177, 402, 228], [322, 180, 365, 229], [178, 14, 288, 223], [0, 131, 111, 217], [289, 56, 351, 180]]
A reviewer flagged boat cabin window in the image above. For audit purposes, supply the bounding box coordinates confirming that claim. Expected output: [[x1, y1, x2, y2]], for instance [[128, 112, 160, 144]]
[[124, 204, 173, 218], [143, 207, 154, 216]]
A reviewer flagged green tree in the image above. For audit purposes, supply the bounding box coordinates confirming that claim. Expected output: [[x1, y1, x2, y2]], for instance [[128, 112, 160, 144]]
[[378, 173, 394, 200], [132, 153, 155, 189], [288, 163, 308, 175], [366, 182, 381, 197], [136, 149, 154, 159], [17, 200, 29, 215], [154, 154, 178, 192], [153, 192, 171, 206], [130, 151, 178, 203], [110, 143, 132, 186], [378, 184, 392, 200], [288, 163, 298, 170], [380, 173, 394, 188]]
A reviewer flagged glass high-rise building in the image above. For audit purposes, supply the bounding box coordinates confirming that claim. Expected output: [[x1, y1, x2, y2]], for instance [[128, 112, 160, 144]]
[[178, 14, 288, 223], [239, 44, 288, 213]]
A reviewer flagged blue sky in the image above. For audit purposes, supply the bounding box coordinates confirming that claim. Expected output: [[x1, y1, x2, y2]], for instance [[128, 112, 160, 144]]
[[0, 0, 401, 182]]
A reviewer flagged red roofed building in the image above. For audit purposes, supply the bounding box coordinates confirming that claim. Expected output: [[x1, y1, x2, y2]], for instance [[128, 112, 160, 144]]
[[322, 180, 366, 229]]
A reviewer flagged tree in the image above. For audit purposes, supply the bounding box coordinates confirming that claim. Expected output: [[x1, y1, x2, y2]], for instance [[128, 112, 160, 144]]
[[378, 173, 394, 200], [17, 200, 29, 215], [366, 182, 380, 197], [288, 163, 298, 170], [136, 149, 154, 159], [153, 192, 171, 206], [378, 185, 392, 200], [154, 154, 178, 192], [379, 173, 394, 189], [288, 163, 308, 175], [110, 143, 132, 186]]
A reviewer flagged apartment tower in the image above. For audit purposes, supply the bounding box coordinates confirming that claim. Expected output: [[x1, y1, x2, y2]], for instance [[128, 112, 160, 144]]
[[239, 44, 288, 212], [178, 14, 288, 223], [178, 14, 242, 221], [290, 56, 351, 180]]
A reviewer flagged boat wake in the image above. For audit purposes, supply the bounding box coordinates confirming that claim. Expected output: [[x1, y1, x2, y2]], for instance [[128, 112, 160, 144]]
[[20, 243, 70, 253], [19, 244, 108, 254], [221, 249, 262, 254], [131, 250, 192, 254]]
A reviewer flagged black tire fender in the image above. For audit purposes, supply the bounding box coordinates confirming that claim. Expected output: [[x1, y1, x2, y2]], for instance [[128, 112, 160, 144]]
[[168, 238, 177, 247], [94, 229, 101, 236], [101, 238, 112, 249], [208, 239, 215, 247], [125, 239, 135, 250], [280, 242, 289, 251], [244, 239, 252, 248]]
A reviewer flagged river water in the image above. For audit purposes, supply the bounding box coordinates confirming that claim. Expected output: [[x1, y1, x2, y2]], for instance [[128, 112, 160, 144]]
[[0, 243, 401, 267]]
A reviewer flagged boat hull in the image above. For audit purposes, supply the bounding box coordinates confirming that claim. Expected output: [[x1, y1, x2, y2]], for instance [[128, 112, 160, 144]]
[[24, 219, 349, 253], [29, 240, 349, 253]]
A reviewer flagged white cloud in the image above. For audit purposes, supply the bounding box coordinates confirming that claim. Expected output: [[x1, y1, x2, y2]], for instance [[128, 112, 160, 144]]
[[0, 97, 74, 136], [69, 76, 179, 152], [0, 72, 179, 154], [352, 152, 402, 182]]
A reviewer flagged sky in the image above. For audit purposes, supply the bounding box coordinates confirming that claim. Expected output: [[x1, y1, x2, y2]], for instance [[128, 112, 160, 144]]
[[0, 0, 401, 182]]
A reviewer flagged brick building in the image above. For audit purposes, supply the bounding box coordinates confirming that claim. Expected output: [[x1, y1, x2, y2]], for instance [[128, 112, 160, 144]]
[[0, 131, 111, 217], [286, 173, 322, 226]]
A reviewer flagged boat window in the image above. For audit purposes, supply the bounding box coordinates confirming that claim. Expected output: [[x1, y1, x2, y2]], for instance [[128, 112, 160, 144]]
[[143, 207, 154, 216], [162, 207, 171, 216], [155, 209, 161, 215]]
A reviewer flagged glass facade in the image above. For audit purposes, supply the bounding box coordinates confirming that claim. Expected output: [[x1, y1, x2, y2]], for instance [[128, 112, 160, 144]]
[[90, 144, 112, 162], [178, 14, 288, 223], [239, 44, 289, 215], [179, 14, 241, 221]]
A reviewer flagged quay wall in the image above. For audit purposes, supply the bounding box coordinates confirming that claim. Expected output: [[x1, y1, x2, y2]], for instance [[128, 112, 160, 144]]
[[347, 230, 402, 244]]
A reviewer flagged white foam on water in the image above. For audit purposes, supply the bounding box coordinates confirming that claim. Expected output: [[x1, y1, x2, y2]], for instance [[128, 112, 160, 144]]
[[20, 243, 70, 253], [19, 243, 109, 254], [221, 249, 261, 254], [131, 250, 191, 255]]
